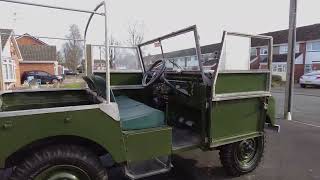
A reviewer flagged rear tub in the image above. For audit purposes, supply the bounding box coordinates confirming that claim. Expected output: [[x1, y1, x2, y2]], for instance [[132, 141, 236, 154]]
[[0, 89, 102, 112]]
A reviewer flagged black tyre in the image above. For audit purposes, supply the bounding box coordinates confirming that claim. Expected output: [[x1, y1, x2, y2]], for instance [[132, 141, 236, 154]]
[[300, 84, 306, 88], [9, 145, 108, 180], [219, 136, 265, 176]]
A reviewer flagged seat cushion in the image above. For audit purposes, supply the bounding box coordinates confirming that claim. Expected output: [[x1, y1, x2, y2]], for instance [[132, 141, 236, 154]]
[[116, 96, 165, 130]]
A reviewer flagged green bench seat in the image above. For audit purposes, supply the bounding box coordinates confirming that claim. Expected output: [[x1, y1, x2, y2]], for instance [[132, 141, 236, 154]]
[[116, 96, 165, 130]]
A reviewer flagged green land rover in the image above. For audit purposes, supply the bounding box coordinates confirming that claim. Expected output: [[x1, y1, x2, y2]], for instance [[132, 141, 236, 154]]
[[0, 26, 279, 180]]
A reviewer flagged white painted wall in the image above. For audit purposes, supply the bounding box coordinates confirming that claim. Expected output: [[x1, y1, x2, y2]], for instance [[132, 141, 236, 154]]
[[295, 54, 303, 64], [306, 51, 320, 64], [54, 61, 59, 75], [271, 62, 287, 81]]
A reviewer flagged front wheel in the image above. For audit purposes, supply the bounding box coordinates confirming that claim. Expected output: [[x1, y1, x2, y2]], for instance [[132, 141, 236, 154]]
[[219, 136, 265, 176], [9, 145, 108, 180]]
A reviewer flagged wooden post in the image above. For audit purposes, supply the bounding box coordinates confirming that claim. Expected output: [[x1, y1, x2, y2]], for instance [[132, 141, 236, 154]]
[[86, 44, 93, 76]]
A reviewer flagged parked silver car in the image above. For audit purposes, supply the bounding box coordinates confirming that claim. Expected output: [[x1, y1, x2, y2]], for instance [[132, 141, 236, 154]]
[[299, 71, 320, 88]]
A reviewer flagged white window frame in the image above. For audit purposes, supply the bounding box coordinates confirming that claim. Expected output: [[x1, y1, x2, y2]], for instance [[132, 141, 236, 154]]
[[2, 57, 16, 83], [251, 48, 257, 56], [279, 45, 288, 54], [279, 43, 299, 54], [260, 47, 268, 55], [307, 41, 320, 52], [272, 63, 287, 72]]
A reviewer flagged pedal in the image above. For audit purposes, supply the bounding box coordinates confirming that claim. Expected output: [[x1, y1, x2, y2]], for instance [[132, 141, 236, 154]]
[[125, 156, 171, 179]]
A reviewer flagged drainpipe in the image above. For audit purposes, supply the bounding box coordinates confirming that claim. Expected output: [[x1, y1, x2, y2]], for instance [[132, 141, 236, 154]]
[[0, 35, 4, 91]]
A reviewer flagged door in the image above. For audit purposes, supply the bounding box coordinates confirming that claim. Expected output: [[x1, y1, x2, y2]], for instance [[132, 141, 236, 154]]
[[123, 127, 172, 162]]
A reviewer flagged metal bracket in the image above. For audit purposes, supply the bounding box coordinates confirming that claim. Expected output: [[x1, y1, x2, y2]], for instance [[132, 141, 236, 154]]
[[265, 123, 280, 133]]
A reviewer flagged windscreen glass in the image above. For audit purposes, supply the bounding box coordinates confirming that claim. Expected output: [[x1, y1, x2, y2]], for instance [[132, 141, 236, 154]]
[[93, 46, 142, 72], [161, 32, 199, 71], [140, 43, 163, 70], [140, 30, 201, 71]]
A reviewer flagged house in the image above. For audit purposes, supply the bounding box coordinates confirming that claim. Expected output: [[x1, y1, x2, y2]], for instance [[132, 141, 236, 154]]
[[251, 23, 320, 81], [0, 29, 22, 90], [16, 34, 58, 82], [93, 59, 106, 72]]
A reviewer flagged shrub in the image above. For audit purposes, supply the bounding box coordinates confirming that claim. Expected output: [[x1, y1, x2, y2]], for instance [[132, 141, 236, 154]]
[[272, 75, 283, 87]]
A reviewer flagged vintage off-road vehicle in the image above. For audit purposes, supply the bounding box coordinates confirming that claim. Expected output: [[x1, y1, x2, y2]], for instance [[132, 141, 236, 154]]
[[0, 26, 279, 180]]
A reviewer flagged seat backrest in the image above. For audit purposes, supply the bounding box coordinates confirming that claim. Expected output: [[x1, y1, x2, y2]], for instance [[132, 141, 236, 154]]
[[83, 75, 115, 102]]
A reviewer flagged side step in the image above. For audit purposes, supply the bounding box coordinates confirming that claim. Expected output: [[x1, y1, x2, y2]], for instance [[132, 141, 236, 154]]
[[125, 156, 171, 179]]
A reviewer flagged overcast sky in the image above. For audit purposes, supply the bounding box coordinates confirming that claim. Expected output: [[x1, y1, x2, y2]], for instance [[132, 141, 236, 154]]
[[0, 0, 319, 51]]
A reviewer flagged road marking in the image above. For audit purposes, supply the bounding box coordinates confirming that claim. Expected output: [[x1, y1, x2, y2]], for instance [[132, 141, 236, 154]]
[[289, 120, 320, 128]]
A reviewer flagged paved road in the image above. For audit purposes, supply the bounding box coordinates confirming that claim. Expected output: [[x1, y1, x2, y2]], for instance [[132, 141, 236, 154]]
[[272, 84, 320, 97], [272, 85, 320, 126], [1, 86, 320, 180]]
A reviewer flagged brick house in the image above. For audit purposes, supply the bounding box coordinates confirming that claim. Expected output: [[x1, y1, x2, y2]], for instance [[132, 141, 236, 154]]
[[0, 29, 23, 90], [251, 23, 320, 81], [16, 34, 58, 83]]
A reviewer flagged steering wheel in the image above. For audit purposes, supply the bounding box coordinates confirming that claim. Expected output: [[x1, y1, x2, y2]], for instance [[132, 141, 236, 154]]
[[142, 59, 166, 87]]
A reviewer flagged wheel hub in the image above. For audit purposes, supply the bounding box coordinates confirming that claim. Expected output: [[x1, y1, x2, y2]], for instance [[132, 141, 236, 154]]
[[236, 139, 257, 163], [47, 172, 78, 180], [35, 165, 91, 180]]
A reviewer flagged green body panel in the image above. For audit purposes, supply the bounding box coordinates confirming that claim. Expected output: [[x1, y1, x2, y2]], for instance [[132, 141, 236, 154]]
[[95, 72, 142, 86], [215, 73, 268, 94], [123, 127, 172, 162], [210, 98, 264, 147], [0, 90, 93, 111], [0, 108, 126, 168], [267, 96, 276, 125]]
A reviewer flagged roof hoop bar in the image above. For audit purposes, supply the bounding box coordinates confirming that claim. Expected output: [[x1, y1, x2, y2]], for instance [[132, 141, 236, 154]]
[[0, 33, 85, 41], [0, 0, 105, 16]]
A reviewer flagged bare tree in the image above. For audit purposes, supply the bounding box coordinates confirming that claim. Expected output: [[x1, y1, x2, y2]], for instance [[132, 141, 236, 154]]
[[62, 24, 83, 71], [97, 35, 121, 69], [56, 51, 65, 65], [109, 35, 121, 46], [127, 21, 145, 46]]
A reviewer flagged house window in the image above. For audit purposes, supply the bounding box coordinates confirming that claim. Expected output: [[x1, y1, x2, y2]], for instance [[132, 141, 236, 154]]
[[307, 41, 320, 52], [279, 44, 299, 54], [2, 58, 16, 82], [272, 64, 286, 72], [279, 45, 288, 54], [260, 47, 268, 55], [250, 48, 257, 56], [272, 65, 277, 72]]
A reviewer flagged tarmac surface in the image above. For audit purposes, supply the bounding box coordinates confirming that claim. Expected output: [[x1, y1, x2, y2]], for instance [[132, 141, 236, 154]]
[[1, 86, 320, 180]]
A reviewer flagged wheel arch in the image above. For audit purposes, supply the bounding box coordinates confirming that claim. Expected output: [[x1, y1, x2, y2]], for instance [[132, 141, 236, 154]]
[[5, 135, 111, 168]]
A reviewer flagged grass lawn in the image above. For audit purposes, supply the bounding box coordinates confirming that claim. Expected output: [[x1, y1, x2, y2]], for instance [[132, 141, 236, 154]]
[[60, 82, 85, 89]]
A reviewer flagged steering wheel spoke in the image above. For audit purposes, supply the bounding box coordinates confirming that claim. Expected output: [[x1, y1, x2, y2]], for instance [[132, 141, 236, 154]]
[[142, 59, 166, 87]]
